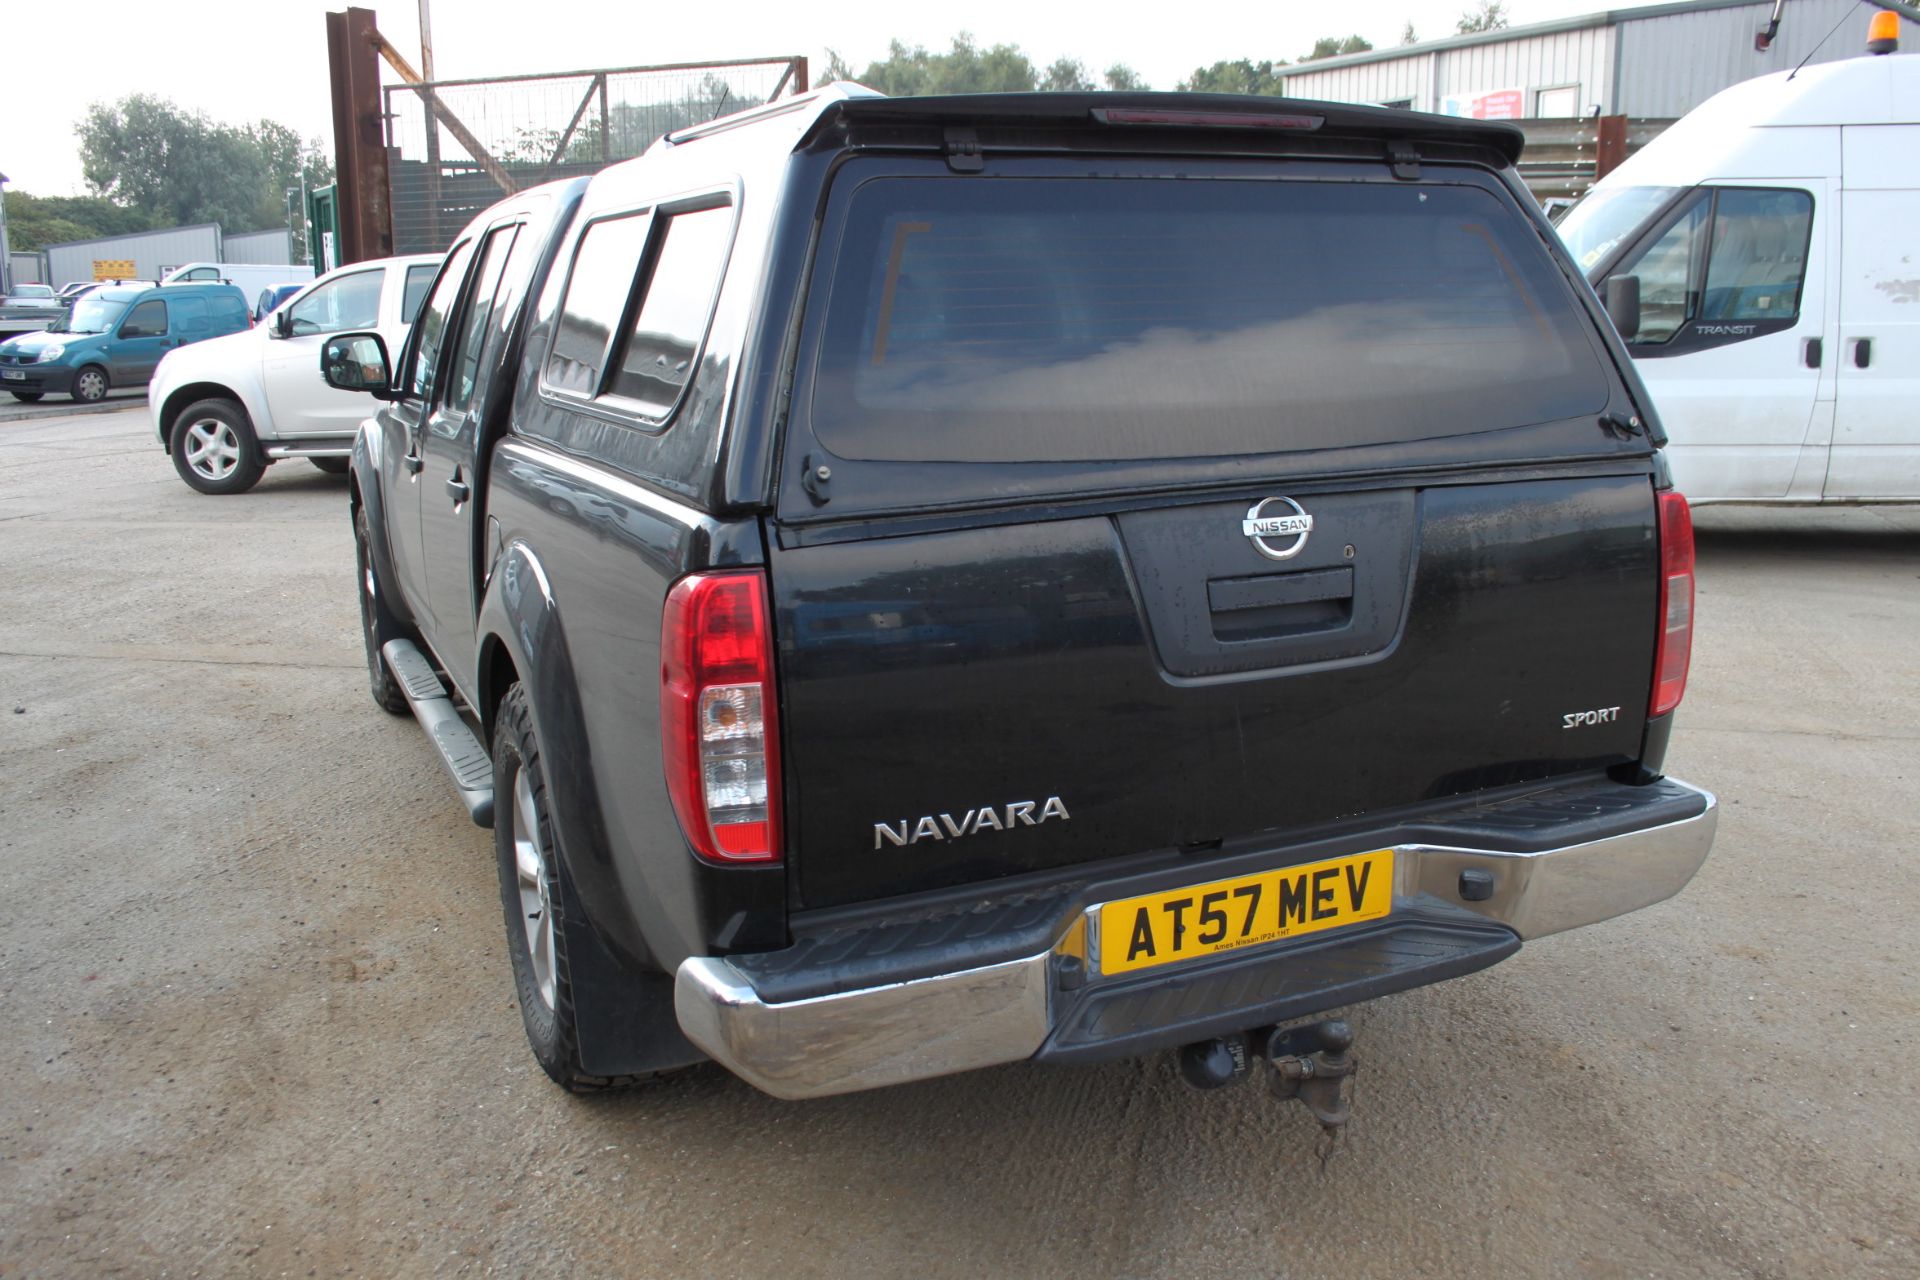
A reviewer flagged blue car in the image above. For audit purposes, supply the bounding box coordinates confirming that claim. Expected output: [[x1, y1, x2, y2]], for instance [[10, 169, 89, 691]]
[[253, 284, 305, 323], [0, 282, 250, 403]]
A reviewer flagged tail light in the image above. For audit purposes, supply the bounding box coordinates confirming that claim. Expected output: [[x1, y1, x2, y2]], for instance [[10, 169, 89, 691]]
[[661, 571, 782, 863], [1650, 491, 1695, 717]]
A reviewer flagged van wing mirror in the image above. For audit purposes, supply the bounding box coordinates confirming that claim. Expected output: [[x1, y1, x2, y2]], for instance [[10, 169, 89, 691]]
[[320, 332, 398, 401], [271, 308, 294, 340], [1603, 275, 1641, 341]]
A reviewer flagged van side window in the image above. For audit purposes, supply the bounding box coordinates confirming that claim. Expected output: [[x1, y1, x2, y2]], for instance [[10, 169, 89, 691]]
[[1619, 193, 1709, 343], [1614, 186, 1813, 345], [122, 299, 167, 337], [170, 294, 211, 337], [546, 213, 651, 397], [608, 205, 733, 416], [210, 294, 249, 331], [407, 240, 477, 399], [1701, 189, 1812, 323]]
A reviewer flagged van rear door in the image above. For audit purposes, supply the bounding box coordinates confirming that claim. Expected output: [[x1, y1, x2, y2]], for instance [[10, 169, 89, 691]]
[[769, 154, 1661, 911]]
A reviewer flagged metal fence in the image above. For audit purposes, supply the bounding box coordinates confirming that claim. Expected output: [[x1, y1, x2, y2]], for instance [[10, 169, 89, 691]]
[[1511, 117, 1673, 202], [383, 56, 808, 254]]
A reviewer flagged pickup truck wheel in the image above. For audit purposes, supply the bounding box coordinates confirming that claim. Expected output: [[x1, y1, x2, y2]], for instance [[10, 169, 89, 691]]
[[353, 503, 410, 715], [71, 365, 109, 403], [493, 684, 661, 1093], [170, 399, 266, 495], [310, 457, 350, 475], [9, 392, 42, 403]]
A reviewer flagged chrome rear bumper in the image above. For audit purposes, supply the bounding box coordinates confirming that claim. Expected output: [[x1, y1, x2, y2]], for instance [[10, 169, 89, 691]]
[[676, 779, 1717, 1100]]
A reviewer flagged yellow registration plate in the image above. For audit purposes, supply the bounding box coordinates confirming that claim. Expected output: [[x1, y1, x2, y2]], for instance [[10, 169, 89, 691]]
[[1097, 849, 1394, 976]]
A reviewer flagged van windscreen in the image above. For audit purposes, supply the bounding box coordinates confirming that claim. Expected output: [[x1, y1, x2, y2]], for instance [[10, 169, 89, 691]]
[[810, 176, 1608, 464]]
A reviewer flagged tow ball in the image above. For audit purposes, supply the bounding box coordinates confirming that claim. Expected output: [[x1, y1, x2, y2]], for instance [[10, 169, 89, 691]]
[[1177, 1019, 1359, 1142]]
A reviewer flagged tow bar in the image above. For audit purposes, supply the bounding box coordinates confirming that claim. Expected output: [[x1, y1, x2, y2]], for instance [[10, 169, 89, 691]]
[[1178, 1019, 1359, 1162]]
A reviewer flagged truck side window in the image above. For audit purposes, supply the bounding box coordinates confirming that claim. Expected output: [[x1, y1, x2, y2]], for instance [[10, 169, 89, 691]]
[[1700, 188, 1812, 323], [407, 240, 477, 400], [444, 225, 521, 415], [546, 214, 652, 397], [402, 264, 438, 323], [608, 204, 733, 416], [1619, 192, 1709, 344], [287, 269, 382, 337]]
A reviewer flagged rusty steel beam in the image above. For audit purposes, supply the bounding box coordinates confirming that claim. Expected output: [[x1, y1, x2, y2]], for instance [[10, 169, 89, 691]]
[[1595, 115, 1629, 180], [372, 33, 518, 196], [325, 6, 393, 264]]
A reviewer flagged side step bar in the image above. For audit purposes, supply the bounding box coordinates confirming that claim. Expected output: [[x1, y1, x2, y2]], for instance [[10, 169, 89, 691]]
[[381, 639, 494, 828]]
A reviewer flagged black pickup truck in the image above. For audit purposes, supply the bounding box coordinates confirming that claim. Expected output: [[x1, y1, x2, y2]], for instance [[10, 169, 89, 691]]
[[326, 88, 1716, 1110]]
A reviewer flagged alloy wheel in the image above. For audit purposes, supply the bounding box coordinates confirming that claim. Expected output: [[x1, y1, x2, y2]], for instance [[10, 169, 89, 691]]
[[512, 768, 558, 1011], [183, 419, 241, 481]]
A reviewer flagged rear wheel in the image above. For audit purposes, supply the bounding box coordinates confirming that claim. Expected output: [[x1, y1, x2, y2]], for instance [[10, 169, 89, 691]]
[[353, 503, 410, 715], [494, 684, 663, 1093], [170, 399, 265, 495], [310, 457, 350, 475], [71, 365, 108, 403], [9, 392, 42, 403]]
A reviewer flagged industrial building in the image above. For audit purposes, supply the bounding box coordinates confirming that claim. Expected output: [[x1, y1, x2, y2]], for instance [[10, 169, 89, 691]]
[[1278, 0, 1918, 118], [34, 221, 296, 289]]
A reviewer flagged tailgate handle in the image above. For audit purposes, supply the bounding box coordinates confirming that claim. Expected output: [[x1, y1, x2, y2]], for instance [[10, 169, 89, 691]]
[[1208, 567, 1354, 614]]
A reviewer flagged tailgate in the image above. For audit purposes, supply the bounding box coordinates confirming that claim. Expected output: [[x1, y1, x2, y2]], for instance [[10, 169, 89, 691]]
[[771, 473, 1657, 909], [765, 150, 1658, 910]]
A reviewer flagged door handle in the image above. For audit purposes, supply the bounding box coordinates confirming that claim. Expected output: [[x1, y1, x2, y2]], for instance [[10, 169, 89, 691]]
[[402, 451, 422, 474], [1853, 338, 1873, 369], [1802, 337, 1822, 369], [445, 472, 470, 504]]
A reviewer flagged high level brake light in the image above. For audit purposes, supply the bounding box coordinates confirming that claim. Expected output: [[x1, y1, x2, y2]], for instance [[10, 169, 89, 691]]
[[661, 572, 782, 863], [1650, 491, 1695, 718]]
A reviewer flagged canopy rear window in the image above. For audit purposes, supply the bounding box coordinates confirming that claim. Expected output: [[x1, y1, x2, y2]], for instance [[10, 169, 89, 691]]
[[809, 175, 1608, 464]]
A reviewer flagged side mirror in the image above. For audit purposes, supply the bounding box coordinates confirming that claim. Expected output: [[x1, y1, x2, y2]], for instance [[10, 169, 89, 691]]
[[1603, 275, 1641, 341], [271, 309, 294, 340], [321, 331, 397, 400]]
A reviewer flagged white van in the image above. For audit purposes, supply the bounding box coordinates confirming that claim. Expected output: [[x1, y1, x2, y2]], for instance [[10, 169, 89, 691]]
[[162, 262, 316, 297], [1558, 39, 1918, 504]]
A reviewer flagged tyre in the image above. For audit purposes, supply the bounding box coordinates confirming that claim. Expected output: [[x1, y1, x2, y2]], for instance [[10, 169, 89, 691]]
[[310, 457, 350, 475], [71, 365, 109, 403], [169, 399, 266, 495], [353, 503, 410, 715], [9, 392, 43, 403], [493, 684, 662, 1092]]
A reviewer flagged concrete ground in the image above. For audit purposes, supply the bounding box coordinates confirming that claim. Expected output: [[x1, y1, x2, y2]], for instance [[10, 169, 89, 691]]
[[2, 406, 1916, 1278]]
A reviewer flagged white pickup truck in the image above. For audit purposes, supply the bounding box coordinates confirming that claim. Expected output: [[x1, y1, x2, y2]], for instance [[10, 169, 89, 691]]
[[149, 254, 442, 494]]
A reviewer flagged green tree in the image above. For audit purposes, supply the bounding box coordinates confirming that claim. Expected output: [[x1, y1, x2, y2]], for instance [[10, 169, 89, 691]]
[[77, 95, 330, 233], [1177, 59, 1289, 95], [1039, 57, 1096, 92], [1302, 35, 1373, 61], [1402, 21, 1420, 45], [1457, 1, 1510, 34], [836, 34, 1040, 95], [2, 192, 156, 252], [1104, 63, 1148, 91]]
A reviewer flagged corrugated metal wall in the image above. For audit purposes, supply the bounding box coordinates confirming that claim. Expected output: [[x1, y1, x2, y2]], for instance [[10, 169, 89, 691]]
[[1282, 26, 1612, 113], [45, 225, 221, 287], [222, 229, 293, 266], [1279, 1, 1915, 118], [1617, 0, 1910, 117], [1290, 53, 1437, 108], [8, 252, 44, 284], [1437, 25, 1614, 113]]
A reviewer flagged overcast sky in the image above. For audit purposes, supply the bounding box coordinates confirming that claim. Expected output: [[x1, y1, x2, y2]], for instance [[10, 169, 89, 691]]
[[4, 0, 1617, 196]]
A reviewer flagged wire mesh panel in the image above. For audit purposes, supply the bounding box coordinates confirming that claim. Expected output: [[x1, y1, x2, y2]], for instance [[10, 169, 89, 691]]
[[384, 57, 806, 254]]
